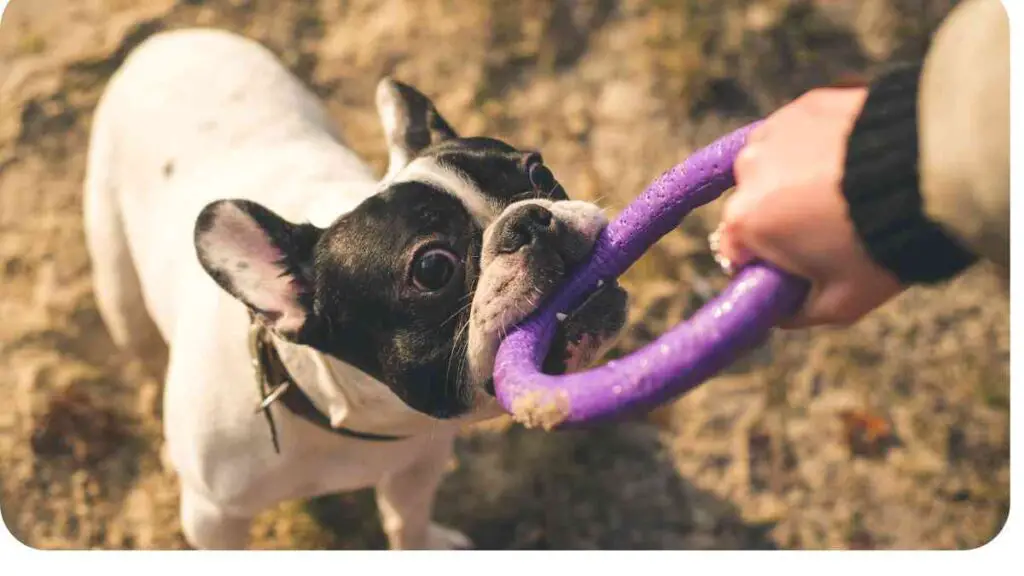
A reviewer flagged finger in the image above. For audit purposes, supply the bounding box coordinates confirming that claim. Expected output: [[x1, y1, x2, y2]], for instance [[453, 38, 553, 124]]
[[721, 167, 762, 225], [776, 285, 833, 330], [734, 118, 776, 181], [732, 140, 762, 182], [716, 186, 759, 271], [719, 182, 811, 279], [709, 222, 753, 274], [778, 282, 865, 330], [718, 207, 832, 330]]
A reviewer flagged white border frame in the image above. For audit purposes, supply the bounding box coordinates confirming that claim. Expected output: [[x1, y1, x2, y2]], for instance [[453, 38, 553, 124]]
[[0, 0, 1017, 568]]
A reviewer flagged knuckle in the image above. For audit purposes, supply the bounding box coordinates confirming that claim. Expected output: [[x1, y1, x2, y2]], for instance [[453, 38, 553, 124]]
[[825, 298, 866, 326]]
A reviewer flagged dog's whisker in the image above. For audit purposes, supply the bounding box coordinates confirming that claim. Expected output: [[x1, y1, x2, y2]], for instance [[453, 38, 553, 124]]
[[446, 318, 472, 384], [498, 310, 509, 342], [441, 301, 473, 329], [447, 337, 469, 385], [527, 286, 544, 310], [512, 299, 529, 326], [586, 194, 614, 213], [455, 343, 470, 393], [447, 307, 476, 389]]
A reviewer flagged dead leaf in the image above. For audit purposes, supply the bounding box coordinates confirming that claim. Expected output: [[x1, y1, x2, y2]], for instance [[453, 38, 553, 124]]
[[839, 408, 897, 459]]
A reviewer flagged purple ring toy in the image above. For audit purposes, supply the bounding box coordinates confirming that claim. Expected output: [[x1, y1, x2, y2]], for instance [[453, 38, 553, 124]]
[[492, 122, 811, 430]]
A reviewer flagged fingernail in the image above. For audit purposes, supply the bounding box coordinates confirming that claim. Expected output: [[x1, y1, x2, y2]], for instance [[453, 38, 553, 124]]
[[708, 226, 722, 252], [709, 224, 735, 275], [715, 254, 734, 275]]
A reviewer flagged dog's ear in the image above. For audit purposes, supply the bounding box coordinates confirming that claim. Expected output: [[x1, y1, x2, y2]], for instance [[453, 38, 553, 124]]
[[193, 199, 322, 340], [376, 77, 459, 180]]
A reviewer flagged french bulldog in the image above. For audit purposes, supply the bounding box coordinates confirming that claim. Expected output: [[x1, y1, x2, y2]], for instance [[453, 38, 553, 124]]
[[82, 27, 627, 550]]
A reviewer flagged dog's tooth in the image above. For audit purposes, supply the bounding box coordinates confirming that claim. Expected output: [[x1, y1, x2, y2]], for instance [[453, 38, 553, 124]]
[[596, 280, 605, 288], [556, 312, 568, 322]]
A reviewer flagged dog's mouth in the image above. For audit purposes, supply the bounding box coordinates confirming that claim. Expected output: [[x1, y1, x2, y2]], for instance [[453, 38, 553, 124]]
[[539, 277, 628, 374], [481, 278, 626, 395]]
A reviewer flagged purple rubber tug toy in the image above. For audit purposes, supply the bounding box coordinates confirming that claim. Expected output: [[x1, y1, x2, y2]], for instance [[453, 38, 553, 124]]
[[491, 122, 811, 430]]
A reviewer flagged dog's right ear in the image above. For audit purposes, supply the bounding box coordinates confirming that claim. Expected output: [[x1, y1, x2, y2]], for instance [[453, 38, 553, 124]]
[[193, 199, 323, 341], [376, 77, 459, 181]]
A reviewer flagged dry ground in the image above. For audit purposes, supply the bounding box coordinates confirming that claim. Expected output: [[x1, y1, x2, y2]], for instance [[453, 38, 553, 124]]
[[0, 0, 1009, 550]]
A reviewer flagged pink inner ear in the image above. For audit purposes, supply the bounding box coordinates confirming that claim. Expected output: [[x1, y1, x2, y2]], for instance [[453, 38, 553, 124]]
[[201, 203, 307, 334]]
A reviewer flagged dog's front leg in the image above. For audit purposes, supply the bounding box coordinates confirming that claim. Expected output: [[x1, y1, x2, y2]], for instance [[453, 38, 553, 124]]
[[374, 438, 471, 550], [179, 486, 254, 550]]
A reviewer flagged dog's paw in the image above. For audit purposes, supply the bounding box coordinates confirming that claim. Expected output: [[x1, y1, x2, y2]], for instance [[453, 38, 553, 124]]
[[426, 523, 473, 550]]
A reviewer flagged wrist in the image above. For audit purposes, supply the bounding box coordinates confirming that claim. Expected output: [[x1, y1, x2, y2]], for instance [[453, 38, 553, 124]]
[[840, 63, 979, 285]]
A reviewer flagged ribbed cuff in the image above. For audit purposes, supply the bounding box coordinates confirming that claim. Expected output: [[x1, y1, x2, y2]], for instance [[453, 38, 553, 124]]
[[841, 63, 979, 285]]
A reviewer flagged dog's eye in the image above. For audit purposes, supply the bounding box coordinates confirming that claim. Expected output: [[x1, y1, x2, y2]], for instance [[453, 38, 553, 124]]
[[411, 248, 458, 292]]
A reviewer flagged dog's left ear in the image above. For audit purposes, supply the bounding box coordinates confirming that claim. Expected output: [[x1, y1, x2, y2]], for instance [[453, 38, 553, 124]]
[[376, 77, 459, 181], [193, 199, 322, 341]]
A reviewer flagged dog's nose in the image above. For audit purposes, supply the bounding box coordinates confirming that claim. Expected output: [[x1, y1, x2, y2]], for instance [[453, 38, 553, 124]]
[[494, 204, 559, 254]]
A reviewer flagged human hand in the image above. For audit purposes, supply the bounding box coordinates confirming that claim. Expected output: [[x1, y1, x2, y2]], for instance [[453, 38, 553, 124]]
[[711, 87, 905, 329]]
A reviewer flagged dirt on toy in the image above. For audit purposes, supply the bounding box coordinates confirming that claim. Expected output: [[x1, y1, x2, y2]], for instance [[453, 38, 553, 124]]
[[0, 0, 1008, 550]]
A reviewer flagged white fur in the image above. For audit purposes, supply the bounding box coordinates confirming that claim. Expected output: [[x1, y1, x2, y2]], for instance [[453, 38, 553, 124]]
[[83, 28, 494, 550], [375, 80, 411, 182]]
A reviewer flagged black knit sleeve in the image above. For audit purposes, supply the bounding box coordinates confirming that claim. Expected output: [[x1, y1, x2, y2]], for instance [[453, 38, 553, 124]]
[[841, 63, 979, 285]]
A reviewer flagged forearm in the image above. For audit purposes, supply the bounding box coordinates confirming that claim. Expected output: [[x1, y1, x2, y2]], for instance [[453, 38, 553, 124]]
[[840, 0, 1009, 285], [918, 0, 1010, 274]]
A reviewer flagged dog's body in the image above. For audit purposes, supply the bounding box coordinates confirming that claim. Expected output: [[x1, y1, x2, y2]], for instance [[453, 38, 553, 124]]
[[84, 28, 626, 550]]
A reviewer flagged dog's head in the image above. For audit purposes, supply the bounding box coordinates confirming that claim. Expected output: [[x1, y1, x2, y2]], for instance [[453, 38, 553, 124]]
[[193, 78, 628, 420]]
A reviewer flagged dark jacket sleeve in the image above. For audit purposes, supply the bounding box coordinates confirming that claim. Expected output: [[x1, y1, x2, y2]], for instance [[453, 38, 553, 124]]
[[840, 0, 1009, 285]]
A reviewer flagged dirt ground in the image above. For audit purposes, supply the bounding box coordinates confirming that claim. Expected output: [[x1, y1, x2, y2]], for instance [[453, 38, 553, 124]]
[[0, 0, 1009, 550]]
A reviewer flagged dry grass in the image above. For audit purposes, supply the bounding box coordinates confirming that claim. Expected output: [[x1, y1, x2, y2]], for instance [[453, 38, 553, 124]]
[[0, 0, 1008, 550]]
